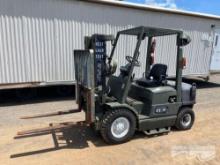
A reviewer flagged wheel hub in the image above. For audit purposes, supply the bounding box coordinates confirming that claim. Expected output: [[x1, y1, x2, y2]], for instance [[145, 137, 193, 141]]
[[181, 113, 192, 127], [111, 117, 130, 139]]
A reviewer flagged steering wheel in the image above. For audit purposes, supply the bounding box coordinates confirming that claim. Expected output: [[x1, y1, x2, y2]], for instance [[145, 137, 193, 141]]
[[126, 56, 140, 67]]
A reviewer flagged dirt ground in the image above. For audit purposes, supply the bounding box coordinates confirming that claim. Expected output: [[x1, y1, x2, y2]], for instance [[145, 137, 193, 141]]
[[0, 75, 220, 165]]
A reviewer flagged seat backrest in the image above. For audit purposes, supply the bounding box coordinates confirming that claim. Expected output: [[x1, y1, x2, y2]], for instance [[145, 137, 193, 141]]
[[148, 64, 167, 81]]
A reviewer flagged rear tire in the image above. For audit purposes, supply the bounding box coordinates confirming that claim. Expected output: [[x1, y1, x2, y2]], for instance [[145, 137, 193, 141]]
[[175, 107, 195, 130], [100, 109, 136, 144]]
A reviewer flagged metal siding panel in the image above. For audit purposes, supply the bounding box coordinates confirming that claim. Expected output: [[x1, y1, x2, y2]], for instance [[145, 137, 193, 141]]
[[0, 16, 4, 82], [0, 0, 219, 84]]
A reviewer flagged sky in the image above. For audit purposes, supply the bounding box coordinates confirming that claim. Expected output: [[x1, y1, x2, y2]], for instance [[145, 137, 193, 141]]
[[125, 0, 220, 16]]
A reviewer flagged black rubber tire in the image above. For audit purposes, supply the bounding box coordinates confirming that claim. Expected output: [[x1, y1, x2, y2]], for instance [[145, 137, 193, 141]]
[[100, 109, 136, 144], [175, 107, 195, 130]]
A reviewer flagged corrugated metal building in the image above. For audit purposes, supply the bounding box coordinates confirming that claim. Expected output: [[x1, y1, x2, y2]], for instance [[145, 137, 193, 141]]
[[0, 0, 220, 88]]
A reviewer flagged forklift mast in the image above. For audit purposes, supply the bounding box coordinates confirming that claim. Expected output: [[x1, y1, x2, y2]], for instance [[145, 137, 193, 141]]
[[74, 34, 114, 123], [85, 34, 114, 89]]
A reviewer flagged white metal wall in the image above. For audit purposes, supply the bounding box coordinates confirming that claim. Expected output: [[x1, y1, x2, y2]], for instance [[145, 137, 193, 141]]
[[0, 0, 219, 84]]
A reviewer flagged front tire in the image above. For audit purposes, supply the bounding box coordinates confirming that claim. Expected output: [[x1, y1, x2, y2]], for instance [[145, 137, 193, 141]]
[[175, 107, 195, 130], [100, 109, 136, 144]]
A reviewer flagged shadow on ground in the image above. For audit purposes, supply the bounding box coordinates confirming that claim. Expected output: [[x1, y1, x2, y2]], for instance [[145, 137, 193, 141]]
[[182, 78, 220, 89], [10, 124, 103, 158], [0, 86, 75, 107], [11, 123, 164, 158]]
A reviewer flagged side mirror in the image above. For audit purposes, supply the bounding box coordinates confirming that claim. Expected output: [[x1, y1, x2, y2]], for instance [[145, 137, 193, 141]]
[[177, 34, 191, 46]]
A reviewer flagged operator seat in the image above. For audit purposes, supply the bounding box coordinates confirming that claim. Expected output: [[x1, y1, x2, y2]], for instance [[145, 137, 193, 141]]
[[136, 64, 168, 87]]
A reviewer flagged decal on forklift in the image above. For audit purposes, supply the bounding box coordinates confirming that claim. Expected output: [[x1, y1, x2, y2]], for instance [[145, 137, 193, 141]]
[[155, 106, 168, 114], [94, 37, 106, 86]]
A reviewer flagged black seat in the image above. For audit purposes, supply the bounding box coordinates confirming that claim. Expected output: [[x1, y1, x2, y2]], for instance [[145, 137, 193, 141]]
[[136, 64, 167, 87]]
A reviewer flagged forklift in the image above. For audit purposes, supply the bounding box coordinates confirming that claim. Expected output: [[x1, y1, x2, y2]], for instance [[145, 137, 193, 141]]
[[16, 26, 196, 145], [74, 26, 196, 144]]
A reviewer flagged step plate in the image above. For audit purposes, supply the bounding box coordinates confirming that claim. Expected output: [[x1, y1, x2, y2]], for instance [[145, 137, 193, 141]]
[[144, 127, 171, 135]]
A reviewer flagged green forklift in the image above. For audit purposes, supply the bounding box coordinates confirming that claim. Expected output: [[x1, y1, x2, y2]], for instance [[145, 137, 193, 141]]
[[74, 26, 196, 144]]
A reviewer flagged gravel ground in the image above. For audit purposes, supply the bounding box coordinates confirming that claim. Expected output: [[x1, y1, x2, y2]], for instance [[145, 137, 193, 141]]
[[0, 75, 220, 165]]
